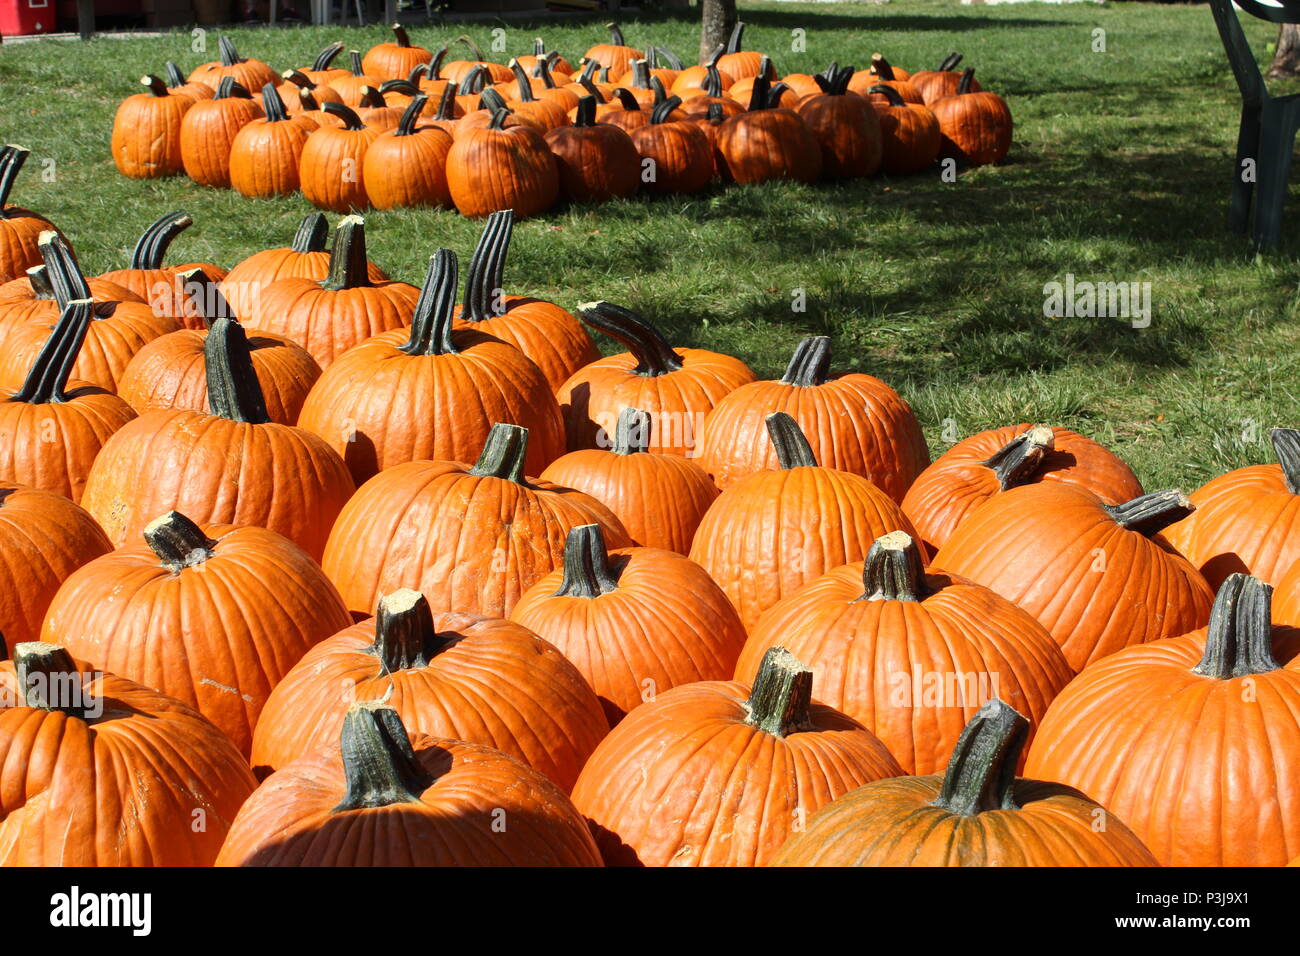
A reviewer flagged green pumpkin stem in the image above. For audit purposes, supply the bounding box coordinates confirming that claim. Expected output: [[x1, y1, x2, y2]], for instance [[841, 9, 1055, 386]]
[[956, 68, 976, 95], [164, 61, 187, 89], [575, 302, 684, 376], [38, 231, 92, 307], [142, 74, 170, 97], [487, 107, 511, 130], [281, 69, 314, 91], [348, 50, 365, 77], [557, 524, 620, 598], [128, 209, 193, 270], [1192, 574, 1278, 679], [461, 209, 513, 323], [649, 94, 683, 124], [470, 423, 529, 483], [478, 87, 508, 112], [401, 249, 459, 356], [745, 647, 814, 738], [358, 86, 385, 109], [629, 58, 652, 89], [454, 34, 488, 62], [10, 298, 93, 405], [780, 336, 832, 386], [703, 63, 724, 98], [703, 43, 725, 69], [577, 59, 599, 85], [861, 531, 929, 602], [767, 412, 818, 469], [291, 212, 330, 254], [1271, 428, 1300, 494], [218, 35, 243, 67], [312, 41, 345, 72], [178, 266, 234, 329], [322, 100, 365, 129], [14, 642, 89, 719], [610, 88, 639, 110], [214, 76, 252, 100], [707, 101, 725, 123], [932, 698, 1028, 816], [510, 59, 538, 102], [261, 82, 290, 122], [869, 84, 907, 108], [536, 56, 560, 88], [982, 426, 1055, 490], [938, 52, 963, 72], [574, 95, 598, 126], [395, 93, 429, 135], [371, 589, 451, 673], [612, 407, 651, 455], [1105, 489, 1194, 537], [390, 23, 412, 48], [746, 74, 771, 112], [380, 79, 420, 99], [725, 21, 747, 55], [871, 54, 896, 81], [0, 146, 30, 216], [654, 45, 683, 70], [427, 46, 448, 80], [322, 215, 372, 291], [205, 317, 270, 424], [813, 66, 851, 96], [433, 84, 457, 120], [333, 703, 432, 812], [144, 511, 217, 571], [606, 22, 627, 46]]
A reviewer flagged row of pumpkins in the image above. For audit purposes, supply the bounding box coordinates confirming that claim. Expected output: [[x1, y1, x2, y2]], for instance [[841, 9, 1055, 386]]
[[108, 24, 1013, 216], [0, 175, 1296, 865]]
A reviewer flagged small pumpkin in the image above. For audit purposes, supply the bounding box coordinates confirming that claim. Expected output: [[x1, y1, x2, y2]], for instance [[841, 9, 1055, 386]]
[[584, 22, 644, 79], [112, 75, 192, 179], [320, 422, 630, 618], [503, 59, 575, 129], [0, 298, 136, 502], [179, 77, 264, 188], [362, 94, 454, 210], [734, 530, 1072, 774], [901, 423, 1144, 553], [571, 647, 904, 866], [868, 84, 942, 175], [241, 215, 420, 368], [250, 588, 609, 790], [0, 486, 111, 653], [299, 101, 383, 213], [296, 40, 349, 86], [699, 335, 929, 502], [557, 301, 755, 456], [511, 523, 748, 724], [80, 316, 356, 561], [276, 68, 343, 114], [540, 407, 719, 553], [771, 698, 1158, 866], [796, 65, 884, 178], [930, 68, 1012, 166], [297, 247, 564, 484], [545, 95, 641, 205], [0, 146, 60, 286], [229, 83, 314, 199], [362, 23, 433, 81], [1025, 574, 1300, 867], [221, 702, 602, 866], [353, 85, 405, 132], [690, 413, 920, 631], [716, 76, 822, 185], [43, 510, 351, 757], [628, 96, 715, 194], [446, 107, 559, 219], [934, 484, 1214, 672]]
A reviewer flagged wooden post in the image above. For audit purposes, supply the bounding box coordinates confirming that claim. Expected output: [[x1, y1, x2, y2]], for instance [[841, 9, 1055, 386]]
[[77, 0, 94, 40]]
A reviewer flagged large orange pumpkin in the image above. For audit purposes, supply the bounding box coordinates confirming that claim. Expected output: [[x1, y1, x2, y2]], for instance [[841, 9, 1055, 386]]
[[298, 102, 382, 213], [770, 698, 1158, 866], [690, 413, 918, 631], [584, 22, 643, 79], [240, 215, 420, 368], [698, 335, 929, 502], [734, 530, 1072, 774], [0, 486, 111, 654], [228, 83, 314, 199], [362, 94, 454, 210], [539, 407, 719, 553], [80, 317, 355, 561], [111, 74, 192, 179], [556, 301, 755, 456], [795, 65, 884, 179], [250, 588, 608, 790], [1163, 427, 1300, 588], [179, 77, 264, 188], [445, 108, 559, 219], [930, 68, 1012, 166], [221, 703, 601, 866], [296, 247, 564, 484], [362, 23, 434, 81], [716, 76, 823, 186], [0, 642, 257, 866], [571, 647, 904, 866], [934, 483, 1214, 672], [42, 510, 350, 757], [901, 423, 1144, 554], [1025, 574, 1300, 867], [511, 523, 747, 724], [321, 422, 630, 618], [189, 36, 280, 93]]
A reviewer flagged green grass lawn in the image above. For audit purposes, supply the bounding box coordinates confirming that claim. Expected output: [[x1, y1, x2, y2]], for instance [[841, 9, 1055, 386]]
[[2, 0, 1298, 490]]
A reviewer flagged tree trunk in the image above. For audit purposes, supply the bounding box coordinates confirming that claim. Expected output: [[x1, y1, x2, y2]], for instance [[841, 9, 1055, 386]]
[[1269, 24, 1300, 78], [700, 0, 737, 65]]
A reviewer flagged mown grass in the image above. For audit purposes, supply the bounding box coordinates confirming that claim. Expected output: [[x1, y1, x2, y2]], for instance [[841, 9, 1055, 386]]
[[2, 0, 1299, 489]]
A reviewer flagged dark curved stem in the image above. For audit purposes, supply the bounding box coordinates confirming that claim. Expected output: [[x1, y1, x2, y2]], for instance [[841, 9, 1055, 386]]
[[205, 317, 270, 424], [573, 95, 598, 126], [649, 94, 682, 124], [469, 423, 529, 483], [957, 68, 976, 95], [10, 298, 93, 405], [401, 249, 459, 356], [322, 100, 365, 129], [433, 83, 456, 120], [312, 41, 345, 72], [38, 231, 91, 307], [606, 22, 627, 46], [1105, 489, 1194, 537], [291, 212, 330, 254], [702, 64, 723, 98], [574, 302, 683, 376], [458, 64, 488, 95], [332, 704, 432, 812], [610, 88, 640, 110], [654, 45, 683, 70], [261, 82, 290, 122], [426, 46, 447, 80], [165, 61, 187, 89], [25, 265, 53, 298], [629, 58, 652, 89], [178, 267, 234, 329], [707, 101, 725, 123], [128, 209, 193, 270], [981, 425, 1054, 490], [611, 407, 651, 455], [938, 52, 963, 72], [1192, 573, 1278, 679], [725, 21, 746, 55], [370, 589, 452, 673], [557, 524, 620, 598], [358, 86, 385, 108], [390, 23, 411, 48], [510, 59, 537, 102], [15, 642, 88, 719], [219, 35, 243, 67], [0, 146, 29, 216], [871, 54, 896, 81], [348, 50, 365, 77], [142, 74, 169, 97], [766, 412, 818, 469], [281, 69, 315, 91], [869, 84, 907, 108], [780, 336, 831, 386], [536, 57, 560, 88], [461, 209, 513, 323], [932, 698, 1027, 816], [1271, 428, 1300, 494], [322, 215, 372, 291], [745, 647, 814, 738], [861, 531, 929, 602], [454, 34, 488, 62], [144, 511, 217, 571], [487, 107, 511, 130], [394, 93, 429, 135], [214, 76, 252, 100], [746, 74, 770, 112], [478, 87, 508, 112]]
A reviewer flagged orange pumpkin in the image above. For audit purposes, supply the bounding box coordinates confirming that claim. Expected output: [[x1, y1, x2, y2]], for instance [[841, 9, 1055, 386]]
[[0, 146, 56, 286], [716, 22, 767, 82], [511, 523, 748, 724], [571, 647, 904, 866], [111, 75, 192, 179], [446, 108, 559, 219], [627, 97, 715, 194], [250, 588, 609, 790], [228, 83, 313, 198], [771, 698, 1158, 866], [796, 65, 883, 179], [734, 530, 1072, 774], [362, 94, 454, 210], [930, 68, 1012, 166], [690, 413, 920, 632], [584, 22, 643, 79], [321, 422, 630, 618], [909, 52, 983, 106], [869, 84, 942, 175], [179, 77, 264, 188], [716, 76, 823, 185], [220, 703, 602, 866], [189, 36, 280, 92], [545, 95, 641, 205], [850, 54, 922, 103], [299, 102, 382, 213], [1025, 574, 1300, 867], [362, 23, 434, 81]]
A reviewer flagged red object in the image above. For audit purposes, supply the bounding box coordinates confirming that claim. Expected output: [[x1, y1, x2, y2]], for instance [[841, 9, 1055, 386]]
[[1, 0, 56, 35]]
